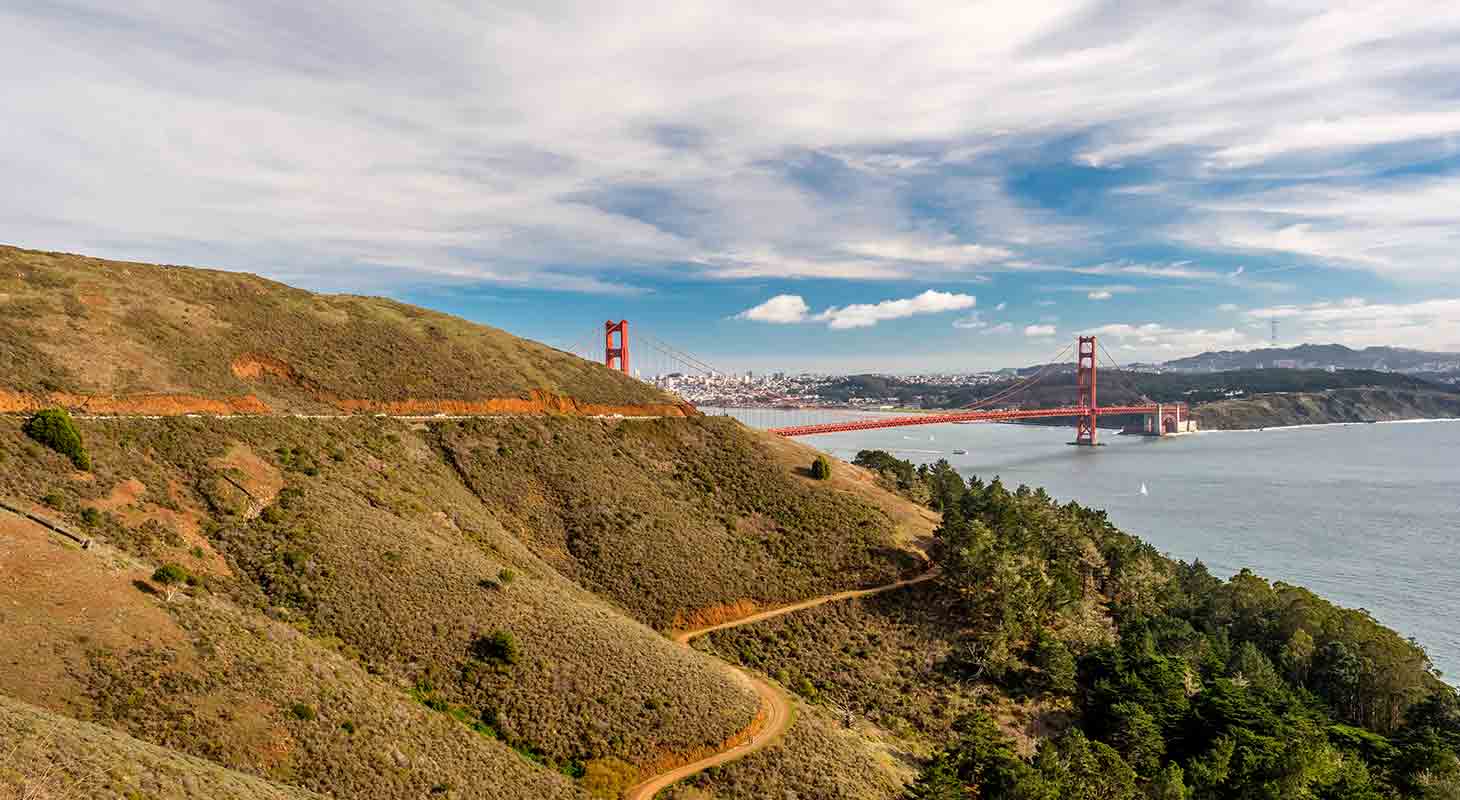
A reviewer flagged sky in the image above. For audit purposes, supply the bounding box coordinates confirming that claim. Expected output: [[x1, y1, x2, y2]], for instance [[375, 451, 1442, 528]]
[[4, 2, 1460, 373]]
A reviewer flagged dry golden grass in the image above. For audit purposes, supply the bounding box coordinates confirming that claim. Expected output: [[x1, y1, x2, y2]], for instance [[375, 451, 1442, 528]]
[[437, 415, 929, 630], [661, 703, 913, 800], [1, 695, 321, 799], [0, 244, 673, 410], [0, 415, 764, 796]]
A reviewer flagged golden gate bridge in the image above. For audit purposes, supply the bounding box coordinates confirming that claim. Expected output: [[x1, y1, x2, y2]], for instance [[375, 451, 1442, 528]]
[[558, 320, 1190, 446]]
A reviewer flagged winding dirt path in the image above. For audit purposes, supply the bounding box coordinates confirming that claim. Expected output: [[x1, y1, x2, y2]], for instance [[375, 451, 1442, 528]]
[[623, 569, 940, 800]]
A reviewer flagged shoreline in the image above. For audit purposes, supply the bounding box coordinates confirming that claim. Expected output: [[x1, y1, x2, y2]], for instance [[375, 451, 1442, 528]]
[[1198, 416, 1460, 434]]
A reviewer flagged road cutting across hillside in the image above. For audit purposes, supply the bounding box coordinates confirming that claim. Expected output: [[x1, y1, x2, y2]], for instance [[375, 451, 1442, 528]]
[[624, 569, 940, 800]]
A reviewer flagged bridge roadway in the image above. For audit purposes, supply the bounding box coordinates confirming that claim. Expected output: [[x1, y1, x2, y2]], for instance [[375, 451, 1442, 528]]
[[768, 404, 1166, 437]]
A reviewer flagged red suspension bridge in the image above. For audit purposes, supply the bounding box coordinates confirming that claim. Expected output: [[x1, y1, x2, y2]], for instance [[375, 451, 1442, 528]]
[[560, 321, 1191, 446]]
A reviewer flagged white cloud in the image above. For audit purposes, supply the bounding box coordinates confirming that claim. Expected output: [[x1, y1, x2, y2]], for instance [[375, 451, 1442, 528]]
[[1242, 297, 1460, 350], [1217, 303, 1239, 312], [1071, 261, 1290, 291], [1174, 178, 1460, 281], [843, 238, 1012, 266], [955, 317, 1014, 334], [1036, 300, 1057, 307], [1088, 290, 1113, 300], [4, 1, 1460, 296], [815, 289, 975, 329], [736, 294, 810, 324], [738, 289, 977, 329], [995, 302, 1007, 311], [1085, 322, 1263, 357], [1024, 324, 1057, 337]]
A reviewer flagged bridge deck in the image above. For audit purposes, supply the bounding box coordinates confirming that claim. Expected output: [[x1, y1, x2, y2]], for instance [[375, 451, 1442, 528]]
[[770, 404, 1165, 437]]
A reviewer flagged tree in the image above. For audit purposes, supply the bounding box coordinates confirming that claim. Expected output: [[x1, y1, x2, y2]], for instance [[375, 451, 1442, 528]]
[[1314, 640, 1364, 723], [904, 752, 965, 800], [150, 563, 190, 603], [809, 455, 832, 480], [1228, 641, 1283, 695], [1029, 631, 1077, 696], [1149, 763, 1187, 800], [470, 630, 519, 665], [1280, 629, 1315, 687], [1106, 701, 1164, 777], [23, 408, 90, 470]]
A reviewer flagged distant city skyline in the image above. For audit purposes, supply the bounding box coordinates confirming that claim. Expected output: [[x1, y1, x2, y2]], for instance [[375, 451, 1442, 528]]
[[4, 3, 1460, 371]]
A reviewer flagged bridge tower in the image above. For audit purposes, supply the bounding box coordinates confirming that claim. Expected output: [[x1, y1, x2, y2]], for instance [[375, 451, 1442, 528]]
[[1074, 335, 1098, 446], [604, 319, 630, 374]]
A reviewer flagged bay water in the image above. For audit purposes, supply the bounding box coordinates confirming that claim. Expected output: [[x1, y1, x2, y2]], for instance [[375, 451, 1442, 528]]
[[714, 409, 1460, 681]]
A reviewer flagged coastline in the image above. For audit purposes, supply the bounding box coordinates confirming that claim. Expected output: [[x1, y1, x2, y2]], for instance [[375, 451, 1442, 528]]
[[1197, 416, 1460, 434]]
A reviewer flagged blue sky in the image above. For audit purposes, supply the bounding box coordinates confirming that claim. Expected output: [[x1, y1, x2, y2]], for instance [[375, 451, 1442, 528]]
[[3, 2, 1460, 372]]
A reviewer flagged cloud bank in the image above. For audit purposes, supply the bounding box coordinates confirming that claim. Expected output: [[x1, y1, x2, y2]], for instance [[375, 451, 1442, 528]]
[[4, 1, 1460, 296]]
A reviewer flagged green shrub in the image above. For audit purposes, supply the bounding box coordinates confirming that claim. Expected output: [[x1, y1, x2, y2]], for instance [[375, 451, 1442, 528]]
[[80, 507, 101, 527], [151, 564, 190, 586], [41, 490, 67, 510], [23, 409, 90, 470], [497, 568, 516, 586], [471, 630, 519, 665], [809, 455, 832, 480], [290, 702, 317, 721], [581, 757, 638, 798]]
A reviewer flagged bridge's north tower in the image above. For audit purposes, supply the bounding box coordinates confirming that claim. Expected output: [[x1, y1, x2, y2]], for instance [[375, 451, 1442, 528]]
[[604, 319, 630, 374], [1074, 335, 1099, 446]]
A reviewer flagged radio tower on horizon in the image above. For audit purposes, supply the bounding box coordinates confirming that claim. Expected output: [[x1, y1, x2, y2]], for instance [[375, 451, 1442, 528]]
[[1271, 319, 1278, 346]]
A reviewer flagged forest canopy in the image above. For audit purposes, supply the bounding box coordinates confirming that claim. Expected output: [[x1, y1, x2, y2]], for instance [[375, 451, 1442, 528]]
[[849, 450, 1459, 799]]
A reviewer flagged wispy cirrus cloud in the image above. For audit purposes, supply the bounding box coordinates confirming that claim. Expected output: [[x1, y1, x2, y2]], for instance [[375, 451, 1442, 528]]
[[6, 0, 1460, 298]]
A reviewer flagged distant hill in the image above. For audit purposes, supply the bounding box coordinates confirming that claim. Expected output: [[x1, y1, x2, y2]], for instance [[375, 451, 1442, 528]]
[[0, 244, 685, 416], [1161, 343, 1460, 374]]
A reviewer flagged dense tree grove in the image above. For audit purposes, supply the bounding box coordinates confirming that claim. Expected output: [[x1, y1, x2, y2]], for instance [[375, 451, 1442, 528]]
[[851, 450, 1460, 799]]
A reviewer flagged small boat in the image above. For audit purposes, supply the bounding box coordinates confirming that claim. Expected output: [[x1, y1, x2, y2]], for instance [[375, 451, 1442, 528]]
[[952, 448, 967, 455], [1139, 482, 1149, 496]]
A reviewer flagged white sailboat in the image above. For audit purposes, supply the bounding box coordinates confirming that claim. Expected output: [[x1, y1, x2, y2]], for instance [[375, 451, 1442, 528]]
[[1139, 482, 1149, 496]]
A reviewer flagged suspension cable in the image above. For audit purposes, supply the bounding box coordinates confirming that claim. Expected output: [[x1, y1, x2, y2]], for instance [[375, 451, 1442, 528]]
[[959, 343, 1074, 410], [1096, 340, 1152, 403], [639, 332, 725, 376]]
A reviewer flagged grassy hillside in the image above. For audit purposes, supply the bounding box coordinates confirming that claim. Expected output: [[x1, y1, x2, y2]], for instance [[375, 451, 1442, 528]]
[[0, 406, 934, 798], [438, 415, 933, 629], [0, 244, 681, 414], [1, 694, 322, 800], [1190, 387, 1460, 429]]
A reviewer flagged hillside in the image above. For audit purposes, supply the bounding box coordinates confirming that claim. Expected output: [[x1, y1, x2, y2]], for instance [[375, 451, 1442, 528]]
[[1, 694, 321, 799], [0, 246, 937, 800], [676, 456, 1460, 800], [1191, 387, 1460, 429], [1163, 343, 1460, 374], [0, 245, 685, 416]]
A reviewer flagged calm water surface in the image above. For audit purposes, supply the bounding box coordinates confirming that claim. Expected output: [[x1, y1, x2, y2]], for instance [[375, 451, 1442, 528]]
[[714, 409, 1460, 680]]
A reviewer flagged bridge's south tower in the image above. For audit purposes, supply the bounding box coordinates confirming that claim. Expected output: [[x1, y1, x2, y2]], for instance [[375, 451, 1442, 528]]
[[1074, 335, 1098, 446]]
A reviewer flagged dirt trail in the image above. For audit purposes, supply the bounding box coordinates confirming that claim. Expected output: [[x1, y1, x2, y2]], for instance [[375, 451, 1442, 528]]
[[623, 569, 939, 800]]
